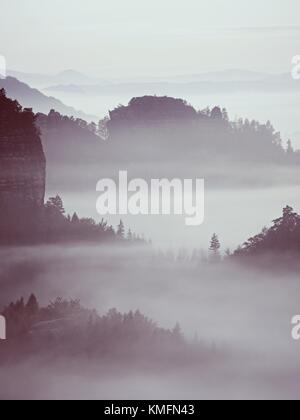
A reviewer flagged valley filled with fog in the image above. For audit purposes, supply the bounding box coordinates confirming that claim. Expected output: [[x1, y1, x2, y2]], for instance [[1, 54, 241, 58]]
[[1, 244, 300, 399], [2, 70, 300, 400], [47, 184, 300, 251], [2, 0, 300, 402]]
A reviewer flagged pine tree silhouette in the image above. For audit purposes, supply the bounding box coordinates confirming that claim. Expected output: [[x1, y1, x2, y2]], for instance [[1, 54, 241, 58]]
[[209, 234, 221, 262], [117, 220, 125, 239]]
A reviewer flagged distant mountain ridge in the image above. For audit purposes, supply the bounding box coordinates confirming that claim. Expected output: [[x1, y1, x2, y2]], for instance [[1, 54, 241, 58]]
[[164, 69, 272, 83], [8, 69, 104, 88], [43, 72, 299, 102], [0, 77, 97, 121], [10, 68, 270, 86], [10, 68, 295, 94]]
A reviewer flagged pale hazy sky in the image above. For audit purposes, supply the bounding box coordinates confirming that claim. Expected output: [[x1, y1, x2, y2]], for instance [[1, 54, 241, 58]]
[[1, 0, 300, 77]]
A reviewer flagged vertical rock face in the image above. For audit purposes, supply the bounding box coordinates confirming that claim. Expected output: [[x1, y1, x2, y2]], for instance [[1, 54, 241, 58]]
[[0, 88, 46, 217], [0, 131, 46, 206]]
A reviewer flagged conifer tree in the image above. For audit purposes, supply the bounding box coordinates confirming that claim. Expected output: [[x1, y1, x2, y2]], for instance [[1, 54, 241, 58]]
[[117, 220, 125, 239], [209, 233, 221, 262], [26, 294, 39, 316]]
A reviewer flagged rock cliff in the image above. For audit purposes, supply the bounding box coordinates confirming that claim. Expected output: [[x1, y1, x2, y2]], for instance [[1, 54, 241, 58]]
[[0, 88, 46, 221]]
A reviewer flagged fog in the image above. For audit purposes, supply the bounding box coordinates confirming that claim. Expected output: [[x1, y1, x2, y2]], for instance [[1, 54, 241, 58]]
[[42, 89, 300, 148], [2, 0, 300, 400], [1, 243, 300, 399], [45, 183, 300, 251], [2, 69, 300, 401]]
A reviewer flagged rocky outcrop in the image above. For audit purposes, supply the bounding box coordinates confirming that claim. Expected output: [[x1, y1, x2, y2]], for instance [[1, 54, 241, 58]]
[[108, 96, 198, 126], [0, 131, 45, 206], [0, 89, 46, 239]]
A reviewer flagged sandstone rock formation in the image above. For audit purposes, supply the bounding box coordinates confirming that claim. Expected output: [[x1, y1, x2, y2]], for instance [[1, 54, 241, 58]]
[[0, 88, 46, 207], [0, 88, 46, 242]]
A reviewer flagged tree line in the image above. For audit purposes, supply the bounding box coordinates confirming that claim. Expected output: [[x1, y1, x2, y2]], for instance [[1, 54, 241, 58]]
[[106, 95, 299, 164], [0, 294, 194, 365], [0, 193, 146, 245], [234, 206, 300, 257]]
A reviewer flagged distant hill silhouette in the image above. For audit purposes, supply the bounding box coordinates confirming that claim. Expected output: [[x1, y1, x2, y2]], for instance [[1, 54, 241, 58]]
[[106, 95, 297, 165], [0, 77, 96, 121], [8, 69, 104, 88], [2, 91, 299, 193], [109, 96, 198, 122], [29, 95, 300, 192], [40, 70, 299, 97], [12, 94, 297, 171], [36, 110, 104, 165]]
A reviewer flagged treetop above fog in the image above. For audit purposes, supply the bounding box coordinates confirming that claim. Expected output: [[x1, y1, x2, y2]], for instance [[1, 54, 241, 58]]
[[109, 96, 199, 122], [235, 206, 300, 256]]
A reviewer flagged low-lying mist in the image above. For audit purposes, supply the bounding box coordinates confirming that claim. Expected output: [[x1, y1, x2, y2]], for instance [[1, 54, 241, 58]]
[[1, 243, 300, 399], [47, 177, 300, 251]]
